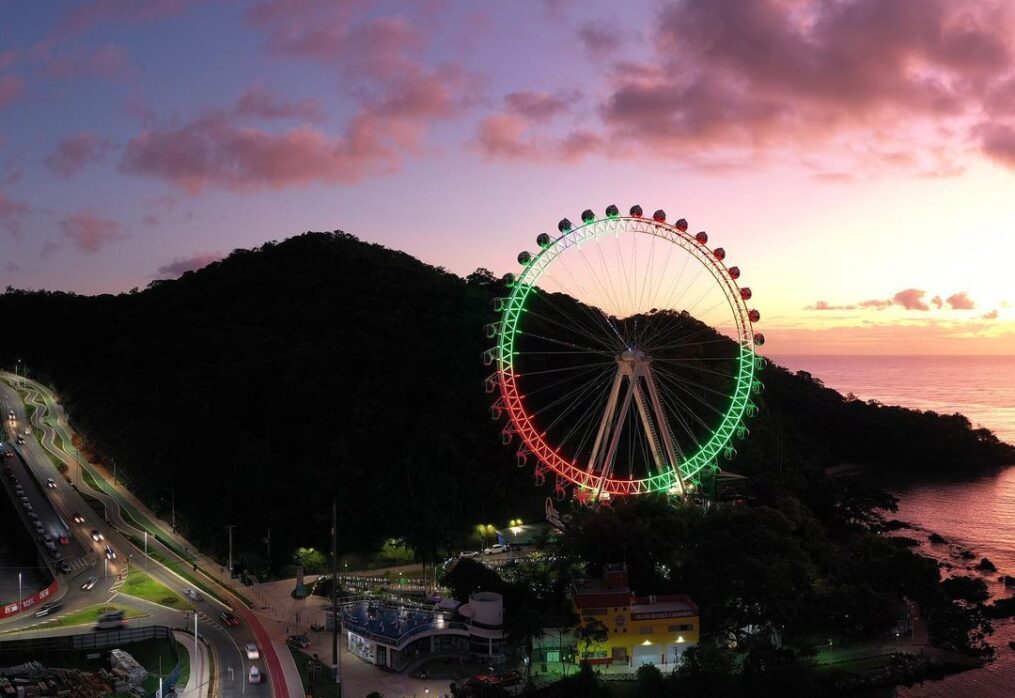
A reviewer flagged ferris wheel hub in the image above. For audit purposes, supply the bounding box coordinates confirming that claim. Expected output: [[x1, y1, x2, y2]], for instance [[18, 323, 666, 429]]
[[619, 348, 647, 363]]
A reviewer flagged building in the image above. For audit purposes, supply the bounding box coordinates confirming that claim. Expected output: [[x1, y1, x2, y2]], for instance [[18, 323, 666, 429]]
[[572, 564, 699, 669], [329, 591, 507, 672]]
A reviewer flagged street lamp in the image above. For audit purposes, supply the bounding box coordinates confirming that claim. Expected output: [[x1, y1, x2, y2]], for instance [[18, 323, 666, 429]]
[[17, 572, 22, 632]]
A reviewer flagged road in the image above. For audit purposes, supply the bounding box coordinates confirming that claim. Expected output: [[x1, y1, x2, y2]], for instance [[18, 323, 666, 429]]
[[0, 375, 279, 698]]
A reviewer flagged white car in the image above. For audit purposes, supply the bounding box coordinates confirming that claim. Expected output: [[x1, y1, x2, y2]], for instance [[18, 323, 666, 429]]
[[459, 550, 481, 559], [245, 643, 259, 660], [185, 588, 203, 601], [248, 666, 261, 684], [483, 544, 509, 555], [46, 477, 56, 489], [81, 576, 98, 590]]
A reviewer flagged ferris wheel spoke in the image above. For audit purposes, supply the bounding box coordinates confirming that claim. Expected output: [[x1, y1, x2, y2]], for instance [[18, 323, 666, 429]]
[[531, 365, 615, 421], [517, 360, 615, 378], [653, 364, 733, 405], [644, 235, 676, 319], [524, 305, 618, 351], [519, 330, 613, 354], [540, 267, 626, 350], [655, 386, 709, 456], [520, 363, 616, 403]]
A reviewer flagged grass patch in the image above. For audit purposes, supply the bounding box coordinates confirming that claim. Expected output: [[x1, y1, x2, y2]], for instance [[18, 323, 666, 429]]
[[120, 569, 191, 609], [30, 602, 146, 630], [289, 647, 342, 698], [133, 637, 189, 696]]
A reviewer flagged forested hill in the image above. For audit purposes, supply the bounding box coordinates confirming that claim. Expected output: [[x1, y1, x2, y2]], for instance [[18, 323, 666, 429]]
[[1, 232, 1012, 564]]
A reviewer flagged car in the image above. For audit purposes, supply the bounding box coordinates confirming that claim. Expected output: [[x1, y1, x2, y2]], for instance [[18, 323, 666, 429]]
[[72, 512, 85, 524], [59, 534, 70, 545], [43, 534, 54, 544], [81, 576, 98, 590], [91, 529, 104, 541], [459, 550, 481, 559], [46, 477, 56, 489], [483, 544, 509, 555], [184, 588, 202, 601], [19, 495, 29, 505], [248, 666, 261, 684], [34, 602, 60, 618], [33, 521, 44, 534], [219, 611, 240, 626], [27, 511, 38, 521], [15, 436, 24, 444], [104, 545, 115, 560], [286, 635, 310, 649], [49, 548, 62, 560], [59, 561, 71, 574], [14, 484, 23, 494], [244, 643, 260, 660]]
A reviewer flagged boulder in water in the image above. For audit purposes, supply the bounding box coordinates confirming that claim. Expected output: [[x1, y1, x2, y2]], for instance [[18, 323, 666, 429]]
[[928, 532, 947, 544], [977, 557, 997, 572]]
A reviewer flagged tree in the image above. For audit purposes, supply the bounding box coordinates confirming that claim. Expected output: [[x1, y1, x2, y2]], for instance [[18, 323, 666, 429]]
[[672, 644, 739, 698], [635, 664, 665, 695], [506, 604, 545, 686], [293, 547, 327, 574], [574, 618, 608, 664]]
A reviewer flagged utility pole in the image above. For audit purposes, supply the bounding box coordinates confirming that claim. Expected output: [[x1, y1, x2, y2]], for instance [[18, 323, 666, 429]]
[[113, 459, 117, 485], [331, 498, 342, 694], [171, 489, 176, 532], [227, 525, 236, 579], [266, 528, 271, 561]]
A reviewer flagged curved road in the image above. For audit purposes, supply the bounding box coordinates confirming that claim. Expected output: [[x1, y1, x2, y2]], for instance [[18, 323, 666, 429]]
[[0, 374, 286, 698]]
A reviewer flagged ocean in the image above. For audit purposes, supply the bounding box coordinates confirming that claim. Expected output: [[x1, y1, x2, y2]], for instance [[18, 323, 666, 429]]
[[773, 354, 1015, 697]]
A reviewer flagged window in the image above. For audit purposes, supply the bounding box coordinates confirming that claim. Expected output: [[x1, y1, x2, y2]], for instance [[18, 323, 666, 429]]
[[639, 626, 654, 635], [584, 608, 606, 617], [668, 623, 694, 632], [612, 647, 628, 658]]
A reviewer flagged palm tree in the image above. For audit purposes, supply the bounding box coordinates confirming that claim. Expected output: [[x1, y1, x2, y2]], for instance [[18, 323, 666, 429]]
[[506, 604, 546, 686]]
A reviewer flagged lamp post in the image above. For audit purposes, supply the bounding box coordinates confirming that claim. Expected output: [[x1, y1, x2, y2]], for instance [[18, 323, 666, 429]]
[[17, 572, 22, 633]]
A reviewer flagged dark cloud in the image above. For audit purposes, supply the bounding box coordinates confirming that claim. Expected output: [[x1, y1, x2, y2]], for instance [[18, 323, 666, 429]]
[[596, 0, 1015, 171], [578, 21, 624, 56], [504, 91, 573, 122]]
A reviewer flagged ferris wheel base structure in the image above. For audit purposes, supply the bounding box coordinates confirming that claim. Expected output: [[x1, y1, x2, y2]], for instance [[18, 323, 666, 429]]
[[486, 204, 765, 505]]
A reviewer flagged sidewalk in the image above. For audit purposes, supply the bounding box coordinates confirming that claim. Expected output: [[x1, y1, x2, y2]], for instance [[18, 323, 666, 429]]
[[173, 629, 210, 698]]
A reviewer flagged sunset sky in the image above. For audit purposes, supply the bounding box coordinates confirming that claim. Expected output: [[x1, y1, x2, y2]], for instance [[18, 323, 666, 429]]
[[2, 0, 1014, 354]]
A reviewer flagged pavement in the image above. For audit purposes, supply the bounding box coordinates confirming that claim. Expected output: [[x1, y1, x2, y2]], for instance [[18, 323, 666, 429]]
[[173, 628, 210, 697]]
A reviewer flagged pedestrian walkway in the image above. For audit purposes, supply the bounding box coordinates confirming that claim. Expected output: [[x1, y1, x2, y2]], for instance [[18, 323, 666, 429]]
[[173, 629, 210, 697]]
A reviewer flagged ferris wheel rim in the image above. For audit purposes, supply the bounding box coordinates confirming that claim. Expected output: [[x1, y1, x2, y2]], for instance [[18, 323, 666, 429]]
[[494, 213, 759, 497]]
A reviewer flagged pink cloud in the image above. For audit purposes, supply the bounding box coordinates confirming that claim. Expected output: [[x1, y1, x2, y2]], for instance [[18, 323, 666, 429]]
[[893, 288, 930, 311], [40, 44, 133, 80], [53, 0, 196, 39], [931, 295, 944, 309], [475, 114, 599, 161], [44, 133, 114, 177], [60, 210, 126, 253], [806, 301, 856, 311], [157, 251, 223, 277], [121, 114, 399, 193], [578, 21, 624, 56], [504, 91, 573, 122], [0, 74, 24, 108], [946, 291, 976, 310], [0, 192, 30, 236], [595, 0, 1015, 171], [858, 299, 893, 310], [978, 123, 1015, 168], [982, 310, 999, 320], [235, 87, 324, 122], [806, 298, 893, 311]]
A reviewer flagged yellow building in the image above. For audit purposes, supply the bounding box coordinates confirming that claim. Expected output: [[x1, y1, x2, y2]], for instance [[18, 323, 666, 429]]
[[573, 564, 699, 669]]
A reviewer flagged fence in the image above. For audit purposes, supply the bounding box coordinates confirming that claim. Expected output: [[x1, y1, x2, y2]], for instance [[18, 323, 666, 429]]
[[0, 625, 172, 663]]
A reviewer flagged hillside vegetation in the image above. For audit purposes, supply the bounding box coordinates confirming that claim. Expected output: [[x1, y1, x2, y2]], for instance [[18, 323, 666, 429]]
[[1, 231, 1011, 565]]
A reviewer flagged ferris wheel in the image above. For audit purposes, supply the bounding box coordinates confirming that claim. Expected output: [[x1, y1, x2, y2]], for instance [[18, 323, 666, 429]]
[[485, 204, 764, 502]]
